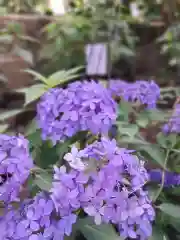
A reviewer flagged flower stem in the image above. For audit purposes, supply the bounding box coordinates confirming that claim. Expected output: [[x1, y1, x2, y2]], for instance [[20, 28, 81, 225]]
[[153, 149, 170, 202]]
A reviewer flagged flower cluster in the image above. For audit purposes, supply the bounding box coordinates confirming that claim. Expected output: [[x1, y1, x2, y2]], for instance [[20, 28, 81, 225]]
[[0, 134, 33, 204], [109, 79, 160, 109], [0, 192, 77, 240], [52, 138, 155, 239], [37, 81, 117, 144], [109, 79, 128, 99], [0, 79, 161, 240], [149, 169, 180, 187], [162, 103, 180, 134]]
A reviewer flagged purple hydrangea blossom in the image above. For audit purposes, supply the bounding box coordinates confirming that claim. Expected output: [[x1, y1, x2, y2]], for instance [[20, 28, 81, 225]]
[[162, 104, 180, 134], [36, 81, 117, 144], [109, 79, 129, 98], [57, 137, 155, 239], [149, 169, 180, 187], [109, 79, 160, 109], [0, 192, 77, 240], [50, 165, 89, 216], [0, 134, 33, 204]]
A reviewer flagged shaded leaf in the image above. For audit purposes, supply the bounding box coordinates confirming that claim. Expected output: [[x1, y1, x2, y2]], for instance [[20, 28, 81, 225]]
[[0, 109, 23, 121], [138, 145, 167, 170], [0, 124, 8, 133], [77, 217, 122, 240], [118, 100, 133, 121], [170, 187, 180, 196], [148, 186, 160, 201], [33, 172, 52, 191], [27, 130, 42, 149], [13, 46, 33, 65], [159, 203, 180, 218], [37, 142, 59, 168], [150, 226, 167, 240], [25, 118, 38, 136]]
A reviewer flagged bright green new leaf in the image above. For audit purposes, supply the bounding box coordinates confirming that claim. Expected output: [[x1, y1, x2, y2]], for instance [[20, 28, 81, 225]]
[[23, 69, 48, 84], [159, 203, 180, 218], [47, 66, 84, 88], [18, 84, 46, 105]]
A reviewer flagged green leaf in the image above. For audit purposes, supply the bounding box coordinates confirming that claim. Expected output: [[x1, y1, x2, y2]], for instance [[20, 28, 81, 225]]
[[168, 217, 180, 232], [139, 145, 167, 169], [57, 140, 71, 163], [150, 226, 168, 240], [0, 109, 23, 121], [117, 122, 138, 138], [0, 34, 13, 43], [0, 124, 8, 133], [157, 133, 177, 149], [37, 142, 59, 168], [170, 187, 180, 196], [118, 100, 133, 121], [77, 217, 122, 240], [13, 46, 33, 65], [23, 70, 48, 84], [136, 114, 149, 128], [47, 66, 83, 88], [157, 133, 169, 148], [159, 203, 180, 218], [27, 130, 42, 149], [18, 84, 46, 105], [119, 137, 149, 145], [33, 172, 52, 191], [148, 186, 160, 201], [25, 118, 38, 136]]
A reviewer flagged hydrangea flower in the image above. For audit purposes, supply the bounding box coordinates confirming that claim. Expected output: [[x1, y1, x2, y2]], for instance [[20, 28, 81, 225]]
[[56, 137, 155, 239], [37, 81, 117, 144], [0, 192, 77, 240], [162, 104, 180, 134], [149, 169, 180, 187], [109, 79, 129, 98], [124, 80, 160, 109], [109, 79, 160, 109], [51, 165, 89, 216], [0, 134, 33, 204]]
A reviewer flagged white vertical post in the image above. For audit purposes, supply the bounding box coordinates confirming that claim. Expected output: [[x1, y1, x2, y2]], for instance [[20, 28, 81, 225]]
[[85, 43, 108, 76]]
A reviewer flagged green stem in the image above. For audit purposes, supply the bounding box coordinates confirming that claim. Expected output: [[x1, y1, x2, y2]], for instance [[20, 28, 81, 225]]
[[153, 149, 170, 202]]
